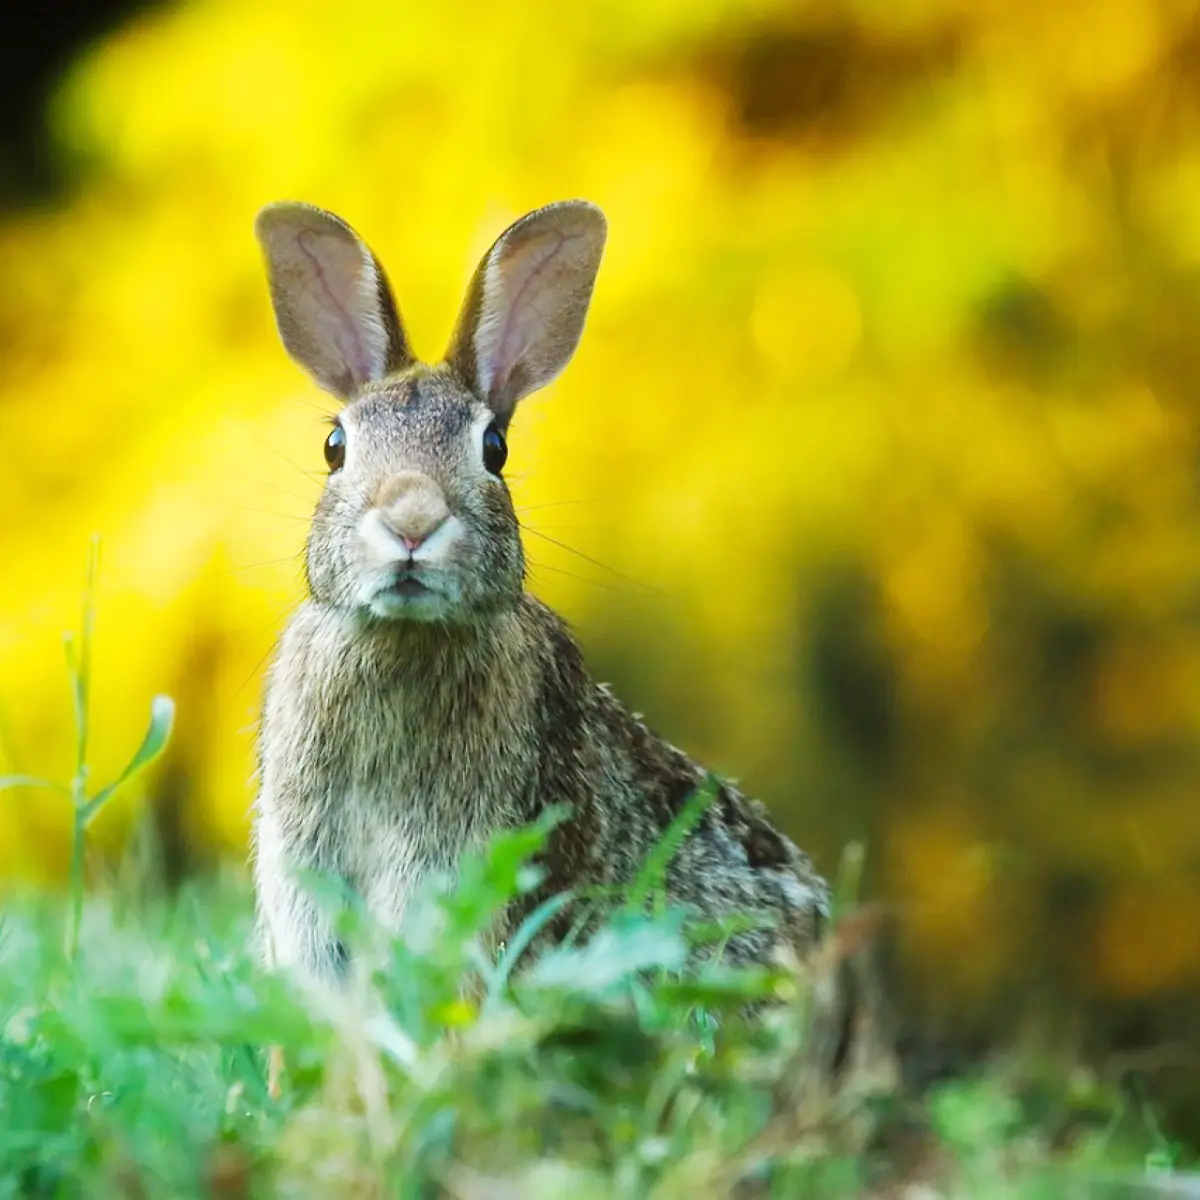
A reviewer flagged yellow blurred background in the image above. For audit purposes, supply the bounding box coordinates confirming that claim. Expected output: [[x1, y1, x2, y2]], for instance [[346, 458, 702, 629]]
[[3, 0, 1200, 1028]]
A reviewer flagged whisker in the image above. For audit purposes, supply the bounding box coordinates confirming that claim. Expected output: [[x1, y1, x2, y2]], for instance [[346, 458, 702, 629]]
[[225, 506, 315, 525], [247, 426, 324, 482], [525, 558, 641, 597], [514, 498, 608, 515], [301, 398, 337, 416], [220, 503, 362, 536], [234, 596, 307, 700], [234, 477, 322, 506], [222, 555, 307, 575], [520, 524, 665, 596]]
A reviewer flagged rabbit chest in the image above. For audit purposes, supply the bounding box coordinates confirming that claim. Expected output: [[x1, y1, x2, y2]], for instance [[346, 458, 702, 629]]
[[259, 604, 541, 930]]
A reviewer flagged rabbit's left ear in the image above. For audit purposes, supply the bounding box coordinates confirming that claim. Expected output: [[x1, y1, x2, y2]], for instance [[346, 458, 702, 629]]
[[445, 200, 606, 423]]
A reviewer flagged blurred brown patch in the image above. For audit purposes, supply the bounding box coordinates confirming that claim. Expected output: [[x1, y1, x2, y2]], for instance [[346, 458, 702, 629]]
[[677, 12, 965, 152]]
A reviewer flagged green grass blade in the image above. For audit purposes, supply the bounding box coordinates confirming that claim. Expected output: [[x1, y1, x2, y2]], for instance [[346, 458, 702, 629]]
[[485, 890, 576, 1009], [66, 536, 102, 797], [82, 695, 175, 823], [831, 840, 866, 919], [0, 774, 71, 796], [63, 633, 82, 778], [625, 773, 720, 911]]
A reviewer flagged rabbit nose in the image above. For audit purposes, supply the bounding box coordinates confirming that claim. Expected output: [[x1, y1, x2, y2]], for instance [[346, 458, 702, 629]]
[[375, 471, 450, 551]]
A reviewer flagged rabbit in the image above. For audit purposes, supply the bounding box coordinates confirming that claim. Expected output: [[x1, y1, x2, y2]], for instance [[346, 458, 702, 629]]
[[250, 198, 831, 996]]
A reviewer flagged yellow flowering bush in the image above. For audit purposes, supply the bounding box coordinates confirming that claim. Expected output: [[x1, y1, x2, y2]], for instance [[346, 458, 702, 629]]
[[4, 0, 1200, 1009]]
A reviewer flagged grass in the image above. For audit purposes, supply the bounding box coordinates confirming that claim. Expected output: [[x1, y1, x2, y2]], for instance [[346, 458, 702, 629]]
[[0, 835, 1193, 1198], [0, 548, 1195, 1196]]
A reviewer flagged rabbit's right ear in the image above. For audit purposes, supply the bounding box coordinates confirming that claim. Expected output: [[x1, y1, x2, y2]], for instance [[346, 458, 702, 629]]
[[255, 203, 412, 400]]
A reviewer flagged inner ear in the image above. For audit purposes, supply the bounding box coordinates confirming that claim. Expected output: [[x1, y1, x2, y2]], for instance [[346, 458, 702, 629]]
[[445, 201, 606, 421]]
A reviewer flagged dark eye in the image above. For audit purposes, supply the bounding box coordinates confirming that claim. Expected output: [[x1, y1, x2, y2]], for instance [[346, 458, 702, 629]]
[[482, 423, 507, 475], [324, 424, 346, 472]]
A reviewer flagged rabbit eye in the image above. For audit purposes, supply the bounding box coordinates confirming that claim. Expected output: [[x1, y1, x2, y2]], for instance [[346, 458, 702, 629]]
[[324, 424, 346, 472], [482, 423, 507, 476]]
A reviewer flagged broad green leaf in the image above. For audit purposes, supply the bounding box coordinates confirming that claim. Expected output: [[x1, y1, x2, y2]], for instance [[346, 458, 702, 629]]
[[527, 913, 687, 993]]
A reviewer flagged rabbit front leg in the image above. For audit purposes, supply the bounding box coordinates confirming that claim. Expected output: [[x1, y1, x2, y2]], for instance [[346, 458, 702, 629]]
[[254, 805, 352, 1100], [254, 807, 351, 985]]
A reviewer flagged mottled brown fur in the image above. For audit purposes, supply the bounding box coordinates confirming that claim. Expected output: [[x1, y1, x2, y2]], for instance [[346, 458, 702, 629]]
[[251, 200, 829, 988]]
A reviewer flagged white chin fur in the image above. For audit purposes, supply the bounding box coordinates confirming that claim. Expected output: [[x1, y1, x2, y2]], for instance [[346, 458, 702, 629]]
[[366, 590, 456, 622], [358, 567, 465, 621]]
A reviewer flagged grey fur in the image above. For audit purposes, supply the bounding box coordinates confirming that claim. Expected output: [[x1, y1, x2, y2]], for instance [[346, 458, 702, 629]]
[[251, 201, 830, 988]]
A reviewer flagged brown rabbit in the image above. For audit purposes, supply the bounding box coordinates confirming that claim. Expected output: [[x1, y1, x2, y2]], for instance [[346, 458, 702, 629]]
[[250, 200, 830, 994]]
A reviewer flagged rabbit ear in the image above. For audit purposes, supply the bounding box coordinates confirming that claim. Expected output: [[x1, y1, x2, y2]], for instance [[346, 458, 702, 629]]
[[255, 202, 412, 399], [445, 201, 606, 422]]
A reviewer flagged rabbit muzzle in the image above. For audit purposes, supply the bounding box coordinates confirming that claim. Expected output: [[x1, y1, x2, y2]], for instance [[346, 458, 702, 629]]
[[356, 471, 467, 620]]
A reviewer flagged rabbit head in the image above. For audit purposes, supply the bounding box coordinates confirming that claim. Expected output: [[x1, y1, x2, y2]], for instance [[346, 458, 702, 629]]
[[255, 200, 606, 622]]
